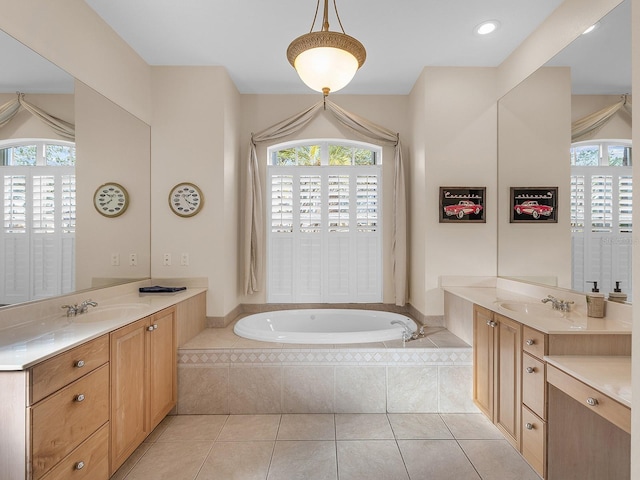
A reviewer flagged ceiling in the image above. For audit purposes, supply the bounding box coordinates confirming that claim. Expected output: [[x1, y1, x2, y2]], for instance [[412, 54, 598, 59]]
[[0, 0, 631, 95]]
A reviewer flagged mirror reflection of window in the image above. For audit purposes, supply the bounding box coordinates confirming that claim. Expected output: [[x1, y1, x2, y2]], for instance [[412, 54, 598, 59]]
[[570, 140, 632, 301], [0, 139, 76, 305]]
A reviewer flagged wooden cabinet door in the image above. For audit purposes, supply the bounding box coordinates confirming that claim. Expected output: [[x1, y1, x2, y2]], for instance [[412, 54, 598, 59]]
[[110, 318, 149, 474], [473, 305, 494, 420], [494, 314, 521, 448], [148, 307, 177, 429]]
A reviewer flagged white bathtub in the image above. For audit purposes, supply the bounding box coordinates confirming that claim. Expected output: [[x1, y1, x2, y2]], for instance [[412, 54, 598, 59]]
[[233, 309, 418, 344]]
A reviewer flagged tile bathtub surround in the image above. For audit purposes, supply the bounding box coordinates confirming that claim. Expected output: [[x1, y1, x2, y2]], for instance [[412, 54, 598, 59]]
[[177, 323, 474, 415], [112, 413, 540, 480]]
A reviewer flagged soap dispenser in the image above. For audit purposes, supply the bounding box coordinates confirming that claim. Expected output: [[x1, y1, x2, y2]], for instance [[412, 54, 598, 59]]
[[586, 281, 605, 318], [608, 281, 627, 303]]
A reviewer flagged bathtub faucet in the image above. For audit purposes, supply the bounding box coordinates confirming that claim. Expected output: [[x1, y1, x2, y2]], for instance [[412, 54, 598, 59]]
[[391, 320, 424, 342]]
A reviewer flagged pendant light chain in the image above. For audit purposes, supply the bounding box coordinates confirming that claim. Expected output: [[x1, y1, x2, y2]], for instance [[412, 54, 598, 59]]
[[333, 0, 347, 34], [309, 0, 321, 33]]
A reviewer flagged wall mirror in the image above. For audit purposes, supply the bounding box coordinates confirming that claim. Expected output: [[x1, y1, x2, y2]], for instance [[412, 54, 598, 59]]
[[0, 29, 151, 307], [497, 0, 631, 302]]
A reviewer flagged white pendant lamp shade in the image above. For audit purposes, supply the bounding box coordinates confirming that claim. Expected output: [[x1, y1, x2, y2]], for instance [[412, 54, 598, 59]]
[[293, 45, 359, 94], [287, 1, 366, 95]]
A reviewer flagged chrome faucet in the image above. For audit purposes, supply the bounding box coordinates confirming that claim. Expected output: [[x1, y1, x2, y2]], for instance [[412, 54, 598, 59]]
[[391, 320, 414, 340], [78, 300, 98, 314], [391, 319, 426, 341], [61, 304, 79, 317], [541, 295, 574, 312]]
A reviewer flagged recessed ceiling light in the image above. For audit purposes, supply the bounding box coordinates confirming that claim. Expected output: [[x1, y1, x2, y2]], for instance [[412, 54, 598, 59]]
[[582, 22, 600, 35], [475, 20, 500, 36]]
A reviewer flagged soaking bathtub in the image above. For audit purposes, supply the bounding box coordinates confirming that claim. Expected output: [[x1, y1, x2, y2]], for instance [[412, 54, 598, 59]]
[[233, 309, 418, 344]]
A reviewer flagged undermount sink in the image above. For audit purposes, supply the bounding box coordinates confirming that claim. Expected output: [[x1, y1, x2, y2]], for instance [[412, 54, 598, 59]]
[[71, 303, 150, 323], [496, 301, 582, 319]]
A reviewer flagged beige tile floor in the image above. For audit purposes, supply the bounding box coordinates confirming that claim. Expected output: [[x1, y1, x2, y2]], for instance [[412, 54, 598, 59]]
[[112, 413, 540, 480]]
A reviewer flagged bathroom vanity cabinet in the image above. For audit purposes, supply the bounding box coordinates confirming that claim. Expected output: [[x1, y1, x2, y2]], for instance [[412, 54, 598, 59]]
[[473, 305, 521, 448], [0, 335, 111, 480], [546, 361, 630, 479], [110, 306, 176, 474], [472, 303, 631, 479], [0, 290, 205, 480]]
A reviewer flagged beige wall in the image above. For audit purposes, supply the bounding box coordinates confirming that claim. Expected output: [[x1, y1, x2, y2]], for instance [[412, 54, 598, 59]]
[[572, 95, 632, 141], [150, 66, 241, 317], [75, 81, 151, 289], [238, 94, 410, 306], [408, 67, 498, 315], [497, 67, 572, 286], [0, 94, 74, 141], [497, 0, 624, 97], [0, 0, 151, 123]]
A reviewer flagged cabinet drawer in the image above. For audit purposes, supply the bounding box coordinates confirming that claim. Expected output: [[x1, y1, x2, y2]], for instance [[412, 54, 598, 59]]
[[522, 353, 546, 419], [547, 364, 630, 434], [31, 364, 110, 479], [522, 405, 546, 478], [39, 423, 109, 480], [31, 335, 109, 404], [522, 326, 546, 359]]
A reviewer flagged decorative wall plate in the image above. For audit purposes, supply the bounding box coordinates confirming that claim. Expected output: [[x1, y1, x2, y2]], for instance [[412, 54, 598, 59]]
[[169, 182, 204, 217], [93, 182, 129, 217]]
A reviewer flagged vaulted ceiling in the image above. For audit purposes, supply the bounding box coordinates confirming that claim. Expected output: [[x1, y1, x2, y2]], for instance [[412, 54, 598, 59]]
[[0, 0, 630, 95]]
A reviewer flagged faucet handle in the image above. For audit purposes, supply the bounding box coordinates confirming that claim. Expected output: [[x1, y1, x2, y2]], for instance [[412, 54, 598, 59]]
[[78, 299, 98, 313], [61, 304, 78, 316]]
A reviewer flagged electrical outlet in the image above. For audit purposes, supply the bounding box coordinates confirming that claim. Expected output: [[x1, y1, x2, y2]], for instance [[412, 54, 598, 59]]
[[111, 253, 120, 266], [181, 253, 189, 266], [129, 253, 137, 266], [163, 253, 171, 266]]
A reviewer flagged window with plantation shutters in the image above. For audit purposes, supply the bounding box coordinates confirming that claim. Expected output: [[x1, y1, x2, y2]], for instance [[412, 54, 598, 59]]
[[1, 139, 75, 305], [570, 140, 632, 301], [267, 140, 382, 303]]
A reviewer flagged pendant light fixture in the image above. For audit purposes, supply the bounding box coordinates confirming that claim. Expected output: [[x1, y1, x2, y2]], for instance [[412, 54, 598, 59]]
[[287, 0, 366, 96]]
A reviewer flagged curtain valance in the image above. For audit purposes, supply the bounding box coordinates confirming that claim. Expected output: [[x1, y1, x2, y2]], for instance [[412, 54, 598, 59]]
[[571, 96, 632, 142], [0, 93, 75, 140]]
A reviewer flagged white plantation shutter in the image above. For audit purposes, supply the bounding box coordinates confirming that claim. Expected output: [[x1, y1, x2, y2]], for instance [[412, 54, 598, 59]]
[[267, 141, 382, 303], [1, 166, 75, 304], [571, 166, 632, 300]]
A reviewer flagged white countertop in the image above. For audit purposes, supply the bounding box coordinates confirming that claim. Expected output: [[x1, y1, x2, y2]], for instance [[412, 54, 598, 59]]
[[0, 288, 206, 370], [444, 286, 632, 335], [545, 355, 631, 408]]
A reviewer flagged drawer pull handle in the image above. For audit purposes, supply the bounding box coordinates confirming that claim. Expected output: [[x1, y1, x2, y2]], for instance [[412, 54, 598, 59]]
[[74, 394, 85, 402], [586, 397, 599, 407], [153, 324, 158, 330], [486, 320, 497, 328], [75, 461, 85, 470], [525, 422, 534, 430], [147, 325, 155, 331], [526, 367, 535, 374], [74, 360, 85, 368], [526, 339, 535, 346]]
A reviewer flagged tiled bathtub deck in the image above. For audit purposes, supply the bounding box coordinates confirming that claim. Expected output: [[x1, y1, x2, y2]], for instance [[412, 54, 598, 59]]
[[177, 324, 477, 415]]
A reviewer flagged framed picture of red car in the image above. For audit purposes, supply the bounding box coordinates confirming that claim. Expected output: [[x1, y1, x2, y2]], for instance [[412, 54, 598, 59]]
[[510, 187, 558, 223], [439, 186, 486, 223]]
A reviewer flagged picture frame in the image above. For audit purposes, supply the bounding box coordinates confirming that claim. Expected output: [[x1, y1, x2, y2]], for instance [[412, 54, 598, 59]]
[[510, 187, 558, 223], [439, 186, 486, 223]]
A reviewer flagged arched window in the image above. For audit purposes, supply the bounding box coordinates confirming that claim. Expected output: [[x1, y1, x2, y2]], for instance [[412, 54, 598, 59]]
[[267, 139, 382, 303], [0, 139, 76, 305], [570, 139, 632, 300]]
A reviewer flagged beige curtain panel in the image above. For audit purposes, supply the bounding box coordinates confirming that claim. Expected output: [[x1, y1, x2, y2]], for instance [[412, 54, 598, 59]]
[[0, 93, 75, 139], [571, 96, 632, 142], [244, 99, 408, 306]]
